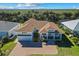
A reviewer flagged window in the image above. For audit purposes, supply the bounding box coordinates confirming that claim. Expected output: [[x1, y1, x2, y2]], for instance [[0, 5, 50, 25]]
[[55, 33, 60, 39], [48, 35, 53, 39], [42, 33, 47, 39], [48, 29, 56, 33]]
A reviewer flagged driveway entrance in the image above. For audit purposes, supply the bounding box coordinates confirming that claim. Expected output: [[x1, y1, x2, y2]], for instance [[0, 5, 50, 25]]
[[9, 42, 58, 56]]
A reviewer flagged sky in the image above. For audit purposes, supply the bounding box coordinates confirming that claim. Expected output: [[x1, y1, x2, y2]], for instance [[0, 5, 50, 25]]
[[0, 3, 79, 9]]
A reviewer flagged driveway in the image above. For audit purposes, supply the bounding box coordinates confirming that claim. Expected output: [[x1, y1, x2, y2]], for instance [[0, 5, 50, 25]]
[[9, 42, 58, 56]]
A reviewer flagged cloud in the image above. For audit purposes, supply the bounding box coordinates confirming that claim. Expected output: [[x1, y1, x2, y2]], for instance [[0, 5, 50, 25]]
[[0, 3, 43, 9], [0, 6, 14, 9], [16, 3, 37, 7], [16, 6, 46, 9], [0, 3, 38, 9]]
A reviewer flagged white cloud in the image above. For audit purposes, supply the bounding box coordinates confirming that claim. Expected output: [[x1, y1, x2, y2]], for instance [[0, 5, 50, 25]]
[[16, 3, 37, 7], [16, 6, 46, 9], [0, 3, 38, 9], [0, 6, 14, 9]]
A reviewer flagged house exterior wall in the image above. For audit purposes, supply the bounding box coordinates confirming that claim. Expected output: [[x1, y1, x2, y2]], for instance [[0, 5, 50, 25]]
[[0, 32, 8, 40], [17, 29, 62, 42], [17, 32, 33, 41], [40, 32, 62, 41], [74, 22, 79, 36]]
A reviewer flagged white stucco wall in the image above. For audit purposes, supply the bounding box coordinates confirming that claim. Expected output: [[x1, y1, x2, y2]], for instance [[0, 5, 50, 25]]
[[17, 32, 33, 41]]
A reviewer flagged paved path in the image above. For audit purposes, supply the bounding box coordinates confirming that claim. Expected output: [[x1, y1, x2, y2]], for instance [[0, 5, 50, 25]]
[[9, 42, 58, 56]]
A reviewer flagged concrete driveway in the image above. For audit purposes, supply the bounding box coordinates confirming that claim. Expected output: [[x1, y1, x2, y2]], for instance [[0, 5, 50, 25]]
[[9, 42, 58, 56]]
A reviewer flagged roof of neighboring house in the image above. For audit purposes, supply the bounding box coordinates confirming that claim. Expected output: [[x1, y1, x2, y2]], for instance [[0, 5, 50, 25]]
[[17, 18, 61, 33], [0, 21, 19, 32], [61, 19, 79, 31]]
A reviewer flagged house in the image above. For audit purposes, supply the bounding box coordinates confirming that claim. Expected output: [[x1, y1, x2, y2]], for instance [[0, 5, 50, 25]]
[[0, 21, 20, 39], [16, 18, 62, 42], [61, 19, 79, 36]]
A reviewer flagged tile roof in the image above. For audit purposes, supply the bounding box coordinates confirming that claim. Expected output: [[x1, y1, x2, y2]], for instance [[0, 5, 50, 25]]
[[17, 18, 48, 32], [39, 22, 61, 33], [17, 18, 61, 33]]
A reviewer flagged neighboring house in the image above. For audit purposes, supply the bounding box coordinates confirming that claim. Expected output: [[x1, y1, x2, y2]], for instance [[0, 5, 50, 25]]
[[16, 18, 62, 42], [0, 21, 20, 39], [61, 19, 79, 36]]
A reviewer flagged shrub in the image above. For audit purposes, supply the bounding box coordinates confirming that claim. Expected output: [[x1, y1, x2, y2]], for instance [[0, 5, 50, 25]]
[[33, 32, 39, 42], [0, 41, 3, 48], [42, 38, 47, 42], [2, 36, 9, 43], [71, 37, 78, 43], [0, 49, 6, 56], [33, 29, 39, 42]]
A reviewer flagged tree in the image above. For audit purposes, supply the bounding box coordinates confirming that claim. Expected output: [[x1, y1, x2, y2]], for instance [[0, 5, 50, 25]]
[[63, 12, 73, 19], [33, 28, 39, 42], [74, 11, 79, 19]]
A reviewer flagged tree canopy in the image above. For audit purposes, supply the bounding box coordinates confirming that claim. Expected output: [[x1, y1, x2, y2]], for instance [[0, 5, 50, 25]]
[[0, 9, 79, 23]]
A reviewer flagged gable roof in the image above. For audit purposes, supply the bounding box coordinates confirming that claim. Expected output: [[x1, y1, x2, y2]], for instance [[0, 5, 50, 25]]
[[61, 19, 79, 30], [17, 18, 61, 33], [39, 22, 60, 33], [17, 19, 48, 32], [0, 21, 19, 32]]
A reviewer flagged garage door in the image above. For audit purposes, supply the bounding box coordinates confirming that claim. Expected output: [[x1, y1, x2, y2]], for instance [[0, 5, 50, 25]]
[[18, 35, 32, 41]]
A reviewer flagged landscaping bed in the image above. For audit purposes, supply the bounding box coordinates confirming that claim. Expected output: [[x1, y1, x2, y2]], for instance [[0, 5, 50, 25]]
[[0, 36, 17, 56], [0, 41, 16, 56]]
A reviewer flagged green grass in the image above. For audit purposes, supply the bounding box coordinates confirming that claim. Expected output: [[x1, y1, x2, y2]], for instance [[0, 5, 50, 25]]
[[1, 41, 16, 51], [57, 46, 79, 56], [0, 38, 17, 55], [32, 46, 79, 56]]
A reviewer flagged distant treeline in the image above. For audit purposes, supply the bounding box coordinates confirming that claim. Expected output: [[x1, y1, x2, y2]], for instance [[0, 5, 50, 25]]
[[0, 9, 79, 23]]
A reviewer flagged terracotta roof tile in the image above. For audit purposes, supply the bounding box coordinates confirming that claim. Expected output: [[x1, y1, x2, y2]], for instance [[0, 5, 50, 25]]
[[16, 18, 61, 33], [39, 22, 61, 33], [16, 19, 47, 32]]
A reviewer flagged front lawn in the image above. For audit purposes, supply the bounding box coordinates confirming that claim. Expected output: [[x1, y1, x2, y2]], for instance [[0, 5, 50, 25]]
[[0, 37, 17, 56], [1, 41, 16, 55], [32, 46, 79, 56], [56, 46, 79, 56]]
